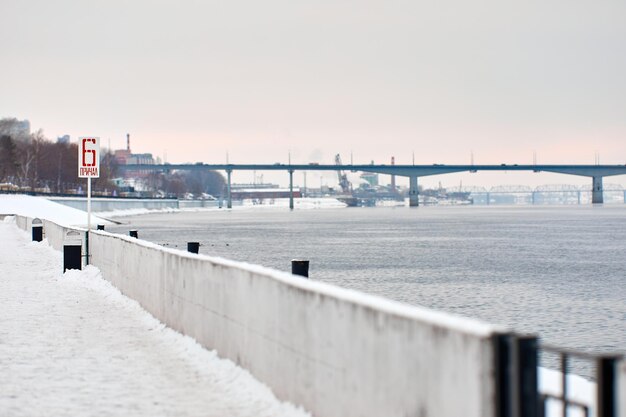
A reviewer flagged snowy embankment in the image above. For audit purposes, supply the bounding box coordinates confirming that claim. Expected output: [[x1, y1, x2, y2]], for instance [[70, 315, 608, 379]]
[[0, 194, 111, 227], [98, 206, 181, 218], [96, 197, 346, 218], [0, 217, 309, 417], [0, 194, 346, 222], [239, 197, 346, 209]]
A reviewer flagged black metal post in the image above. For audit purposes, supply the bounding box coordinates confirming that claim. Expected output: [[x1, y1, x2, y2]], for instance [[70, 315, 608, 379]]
[[32, 218, 43, 242], [85, 230, 89, 266], [597, 356, 619, 417], [291, 260, 309, 278], [63, 244, 82, 272], [516, 336, 539, 417], [493, 333, 513, 417], [32, 226, 43, 242], [561, 353, 568, 417], [187, 242, 200, 254]]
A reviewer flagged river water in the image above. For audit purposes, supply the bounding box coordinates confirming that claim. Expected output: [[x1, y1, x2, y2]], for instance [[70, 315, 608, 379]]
[[109, 205, 626, 358]]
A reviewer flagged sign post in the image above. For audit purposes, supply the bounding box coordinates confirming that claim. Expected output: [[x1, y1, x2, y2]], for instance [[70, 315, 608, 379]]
[[78, 137, 100, 265]]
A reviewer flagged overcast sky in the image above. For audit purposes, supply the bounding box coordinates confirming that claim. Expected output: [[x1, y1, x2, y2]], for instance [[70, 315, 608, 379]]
[[2, 0, 625, 187]]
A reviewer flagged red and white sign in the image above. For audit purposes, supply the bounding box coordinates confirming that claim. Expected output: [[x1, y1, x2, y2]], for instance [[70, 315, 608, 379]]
[[78, 137, 100, 178]]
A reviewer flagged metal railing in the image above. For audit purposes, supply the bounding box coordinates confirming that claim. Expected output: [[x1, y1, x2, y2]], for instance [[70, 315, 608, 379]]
[[539, 344, 622, 417]]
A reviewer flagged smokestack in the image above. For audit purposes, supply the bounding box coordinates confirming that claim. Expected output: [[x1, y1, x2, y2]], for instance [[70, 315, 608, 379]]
[[391, 156, 396, 191], [126, 133, 130, 153]]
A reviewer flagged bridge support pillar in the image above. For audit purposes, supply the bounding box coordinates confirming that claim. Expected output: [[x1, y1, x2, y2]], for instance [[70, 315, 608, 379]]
[[409, 176, 419, 207], [226, 169, 232, 209], [592, 176, 603, 204], [289, 170, 294, 210]]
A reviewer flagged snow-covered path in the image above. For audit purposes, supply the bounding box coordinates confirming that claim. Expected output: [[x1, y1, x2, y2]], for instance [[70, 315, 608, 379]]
[[0, 219, 309, 417]]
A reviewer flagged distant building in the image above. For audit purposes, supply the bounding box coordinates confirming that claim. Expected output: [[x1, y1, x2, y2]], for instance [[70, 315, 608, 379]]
[[114, 149, 131, 165], [231, 183, 280, 190], [114, 133, 132, 164], [113, 133, 155, 178], [127, 153, 155, 165], [231, 188, 302, 200], [57, 135, 70, 144], [360, 172, 379, 187]]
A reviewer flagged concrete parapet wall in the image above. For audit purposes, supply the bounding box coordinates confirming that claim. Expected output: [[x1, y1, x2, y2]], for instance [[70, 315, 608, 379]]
[[15, 215, 28, 231], [14, 215, 505, 417], [47, 197, 179, 212], [42, 218, 82, 251], [89, 231, 503, 417], [178, 200, 220, 209], [13, 215, 81, 251]]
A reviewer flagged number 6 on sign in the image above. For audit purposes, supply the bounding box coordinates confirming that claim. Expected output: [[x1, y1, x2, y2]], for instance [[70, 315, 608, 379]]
[[78, 137, 100, 178]]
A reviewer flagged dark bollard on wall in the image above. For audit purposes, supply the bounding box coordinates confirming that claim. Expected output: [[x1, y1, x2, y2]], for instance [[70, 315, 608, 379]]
[[291, 259, 309, 278], [63, 230, 83, 272], [129, 230, 138, 238], [97, 224, 105, 230], [32, 218, 43, 242], [64, 245, 82, 272], [187, 242, 200, 254]]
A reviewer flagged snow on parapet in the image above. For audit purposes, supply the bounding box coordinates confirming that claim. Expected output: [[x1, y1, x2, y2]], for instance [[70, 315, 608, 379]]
[[99, 197, 347, 218], [0, 195, 111, 227]]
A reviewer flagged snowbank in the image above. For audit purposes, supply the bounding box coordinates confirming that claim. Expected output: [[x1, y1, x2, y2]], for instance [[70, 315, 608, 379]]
[[98, 206, 182, 218], [0, 194, 110, 227], [539, 367, 595, 417], [90, 197, 347, 218], [239, 197, 347, 209]]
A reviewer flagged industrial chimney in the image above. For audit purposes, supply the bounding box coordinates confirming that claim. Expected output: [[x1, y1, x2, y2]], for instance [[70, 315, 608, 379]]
[[126, 133, 131, 153]]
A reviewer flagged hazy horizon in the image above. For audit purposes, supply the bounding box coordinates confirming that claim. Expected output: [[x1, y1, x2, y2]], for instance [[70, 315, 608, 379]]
[[2, 0, 625, 187]]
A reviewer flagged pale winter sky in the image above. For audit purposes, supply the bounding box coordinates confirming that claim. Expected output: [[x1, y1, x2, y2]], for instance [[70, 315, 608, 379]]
[[2, 0, 625, 187]]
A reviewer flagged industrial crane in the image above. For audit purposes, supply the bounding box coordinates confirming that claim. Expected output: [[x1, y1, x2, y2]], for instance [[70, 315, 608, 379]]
[[334, 154, 351, 193]]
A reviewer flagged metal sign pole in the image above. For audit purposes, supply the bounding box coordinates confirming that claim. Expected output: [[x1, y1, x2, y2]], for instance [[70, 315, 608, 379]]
[[87, 176, 91, 265], [87, 176, 91, 231]]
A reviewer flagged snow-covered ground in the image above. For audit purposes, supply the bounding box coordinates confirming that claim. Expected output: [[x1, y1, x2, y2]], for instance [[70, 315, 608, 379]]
[[539, 367, 595, 417], [0, 195, 110, 227], [0, 218, 309, 417], [96, 197, 347, 218], [239, 197, 346, 209], [0, 194, 346, 223], [98, 206, 182, 218]]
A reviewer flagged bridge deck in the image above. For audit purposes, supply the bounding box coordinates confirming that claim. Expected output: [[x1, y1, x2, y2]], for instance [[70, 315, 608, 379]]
[[119, 164, 626, 178]]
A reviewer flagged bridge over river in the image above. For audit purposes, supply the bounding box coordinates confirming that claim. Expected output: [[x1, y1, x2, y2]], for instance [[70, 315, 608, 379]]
[[119, 163, 626, 208]]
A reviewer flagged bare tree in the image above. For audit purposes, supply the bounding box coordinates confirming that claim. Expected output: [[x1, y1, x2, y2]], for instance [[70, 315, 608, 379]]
[[0, 135, 19, 183]]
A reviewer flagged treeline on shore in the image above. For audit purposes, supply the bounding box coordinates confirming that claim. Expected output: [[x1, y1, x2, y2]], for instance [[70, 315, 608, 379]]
[[0, 118, 225, 198]]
